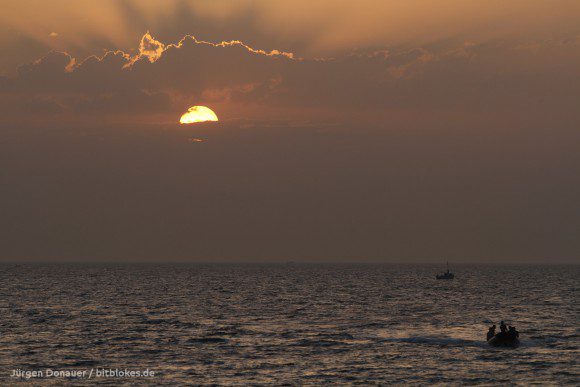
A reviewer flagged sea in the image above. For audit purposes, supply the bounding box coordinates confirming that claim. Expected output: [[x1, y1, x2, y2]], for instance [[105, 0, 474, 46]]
[[1, 264, 578, 385]]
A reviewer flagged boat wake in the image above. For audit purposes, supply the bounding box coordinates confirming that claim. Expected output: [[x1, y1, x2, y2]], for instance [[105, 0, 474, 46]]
[[380, 336, 487, 348], [379, 335, 571, 349]]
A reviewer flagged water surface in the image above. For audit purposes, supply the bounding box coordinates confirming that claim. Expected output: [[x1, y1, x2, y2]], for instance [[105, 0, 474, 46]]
[[1, 264, 578, 384]]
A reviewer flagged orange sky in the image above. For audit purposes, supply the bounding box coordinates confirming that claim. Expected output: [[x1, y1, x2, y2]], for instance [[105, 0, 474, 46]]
[[2, 0, 579, 74]]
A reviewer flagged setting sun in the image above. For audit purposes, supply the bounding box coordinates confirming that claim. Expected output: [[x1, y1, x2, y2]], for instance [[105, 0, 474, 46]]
[[179, 106, 218, 124]]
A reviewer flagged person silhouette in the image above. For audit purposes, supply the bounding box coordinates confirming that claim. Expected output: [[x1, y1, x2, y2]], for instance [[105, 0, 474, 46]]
[[508, 326, 519, 338], [500, 321, 507, 333], [487, 325, 496, 341]]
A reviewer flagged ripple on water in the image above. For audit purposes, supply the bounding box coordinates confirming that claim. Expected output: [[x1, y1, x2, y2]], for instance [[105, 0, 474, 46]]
[[0, 264, 577, 384]]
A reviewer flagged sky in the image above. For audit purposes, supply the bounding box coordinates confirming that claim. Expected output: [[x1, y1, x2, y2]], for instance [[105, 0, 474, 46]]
[[1, 1, 579, 263]]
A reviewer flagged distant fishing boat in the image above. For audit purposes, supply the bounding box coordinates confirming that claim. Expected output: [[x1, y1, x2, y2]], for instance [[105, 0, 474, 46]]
[[436, 262, 454, 280]]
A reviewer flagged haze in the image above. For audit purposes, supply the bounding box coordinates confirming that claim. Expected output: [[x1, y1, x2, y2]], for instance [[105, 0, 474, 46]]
[[1, 1, 579, 263]]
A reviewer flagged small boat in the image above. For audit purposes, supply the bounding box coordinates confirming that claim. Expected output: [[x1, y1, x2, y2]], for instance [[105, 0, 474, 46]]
[[487, 332, 520, 347], [436, 262, 454, 280]]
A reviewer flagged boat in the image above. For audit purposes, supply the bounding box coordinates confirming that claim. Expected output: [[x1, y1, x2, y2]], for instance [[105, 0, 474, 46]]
[[487, 331, 520, 347], [436, 262, 454, 279]]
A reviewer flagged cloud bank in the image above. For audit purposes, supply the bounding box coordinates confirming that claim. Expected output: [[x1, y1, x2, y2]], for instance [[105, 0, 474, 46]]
[[2, 31, 578, 125]]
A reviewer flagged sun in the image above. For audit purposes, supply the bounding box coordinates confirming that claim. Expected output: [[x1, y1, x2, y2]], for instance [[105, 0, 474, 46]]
[[179, 106, 218, 124]]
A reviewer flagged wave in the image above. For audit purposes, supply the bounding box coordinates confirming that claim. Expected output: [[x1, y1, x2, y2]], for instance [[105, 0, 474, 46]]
[[187, 337, 229, 344], [292, 339, 348, 347]]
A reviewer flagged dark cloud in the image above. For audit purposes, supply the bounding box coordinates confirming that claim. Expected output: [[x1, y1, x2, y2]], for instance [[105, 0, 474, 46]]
[[2, 33, 579, 124]]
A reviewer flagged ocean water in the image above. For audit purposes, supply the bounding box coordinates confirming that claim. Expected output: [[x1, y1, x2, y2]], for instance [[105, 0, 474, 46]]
[[1, 264, 578, 385]]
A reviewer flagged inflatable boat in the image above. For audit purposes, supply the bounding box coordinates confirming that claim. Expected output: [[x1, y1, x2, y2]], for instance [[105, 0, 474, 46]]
[[487, 332, 520, 347]]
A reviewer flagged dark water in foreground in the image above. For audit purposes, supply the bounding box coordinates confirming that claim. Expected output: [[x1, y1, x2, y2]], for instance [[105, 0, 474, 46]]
[[1, 264, 578, 385]]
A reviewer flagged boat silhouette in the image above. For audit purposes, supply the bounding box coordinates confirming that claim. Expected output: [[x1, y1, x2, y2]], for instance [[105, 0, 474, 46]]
[[487, 332, 520, 347], [436, 262, 455, 280]]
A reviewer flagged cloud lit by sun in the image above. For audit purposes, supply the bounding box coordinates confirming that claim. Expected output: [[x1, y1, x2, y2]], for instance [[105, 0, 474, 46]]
[[179, 106, 218, 124]]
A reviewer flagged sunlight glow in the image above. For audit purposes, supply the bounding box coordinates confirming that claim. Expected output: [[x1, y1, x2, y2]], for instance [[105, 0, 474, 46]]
[[179, 106, 219, 124]]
